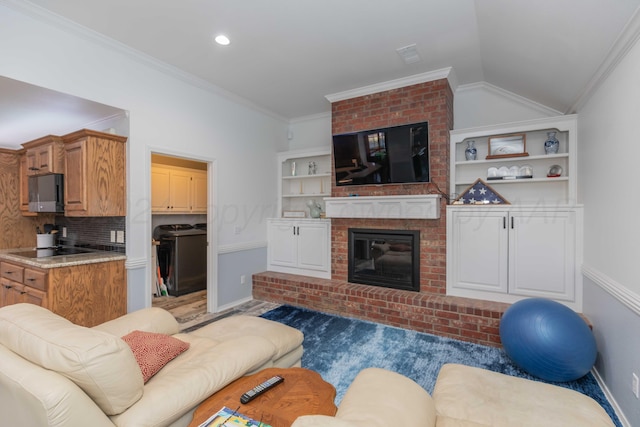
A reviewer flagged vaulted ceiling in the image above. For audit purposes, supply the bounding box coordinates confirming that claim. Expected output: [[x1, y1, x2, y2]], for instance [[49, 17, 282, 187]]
[[2, 0, 640, 147]]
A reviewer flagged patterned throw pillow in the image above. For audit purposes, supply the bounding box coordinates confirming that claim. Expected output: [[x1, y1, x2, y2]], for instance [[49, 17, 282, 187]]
[[121, 330, 190, 383]]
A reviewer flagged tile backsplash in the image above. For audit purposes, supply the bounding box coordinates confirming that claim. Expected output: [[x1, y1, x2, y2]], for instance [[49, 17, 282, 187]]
[[55, 216, 126, 253]]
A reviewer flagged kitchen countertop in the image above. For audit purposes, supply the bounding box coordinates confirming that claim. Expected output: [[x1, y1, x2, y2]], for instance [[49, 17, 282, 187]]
[[0, 248, 126, 269]]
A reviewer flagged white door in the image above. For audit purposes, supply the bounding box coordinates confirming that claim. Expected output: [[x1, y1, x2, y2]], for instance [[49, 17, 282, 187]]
[[297, 221, 330, 271], [267, 220, 298, 268], [450, 209, 509, 293], [509, 211, 575, 301]]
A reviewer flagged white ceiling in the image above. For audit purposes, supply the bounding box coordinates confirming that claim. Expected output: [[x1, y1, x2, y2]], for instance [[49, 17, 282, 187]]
[[2, 0, 640, 148]]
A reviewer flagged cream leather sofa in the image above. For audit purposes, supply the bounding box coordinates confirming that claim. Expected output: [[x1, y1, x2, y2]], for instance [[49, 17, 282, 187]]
[[0, 303, 303, 427], [293, 364, 615, 427]]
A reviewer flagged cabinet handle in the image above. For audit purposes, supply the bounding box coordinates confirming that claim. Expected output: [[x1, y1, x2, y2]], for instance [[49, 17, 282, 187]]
[[40, 164, 48, 168], [503, 217, 506, 229], [297, 226, 300, 235], [511, 217, 515, 229], [4, 285, 12, 289], [5, 271, 13, 275], [26, 278, 35, 282], [293, 226, 296, 235]]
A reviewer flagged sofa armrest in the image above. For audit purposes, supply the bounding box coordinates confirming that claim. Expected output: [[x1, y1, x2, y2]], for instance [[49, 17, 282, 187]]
[[333, 368, 437, 427], [93, 307, 180, 337]]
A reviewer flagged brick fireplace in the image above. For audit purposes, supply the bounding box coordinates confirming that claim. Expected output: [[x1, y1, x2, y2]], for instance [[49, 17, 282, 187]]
[[254, 78, 509, 347]]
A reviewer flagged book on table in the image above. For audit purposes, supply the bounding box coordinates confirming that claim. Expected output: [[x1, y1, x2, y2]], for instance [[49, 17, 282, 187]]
[[198, 406, 272, 427]]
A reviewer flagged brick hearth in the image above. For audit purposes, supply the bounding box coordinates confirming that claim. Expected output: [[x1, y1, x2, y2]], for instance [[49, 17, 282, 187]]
[[255, 77, 510, 347], [253, 271, 508, 347]]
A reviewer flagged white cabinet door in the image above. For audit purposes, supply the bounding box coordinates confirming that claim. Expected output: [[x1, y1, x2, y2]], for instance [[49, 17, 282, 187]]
[[509, 211, 575, 301], [191, 170, 208, 213], [267, 220, 298, 268], [169, 169, 191, 212], [297, 221, 330, 272], [151, 166, 171, 212], [450, 209, 509, 293]]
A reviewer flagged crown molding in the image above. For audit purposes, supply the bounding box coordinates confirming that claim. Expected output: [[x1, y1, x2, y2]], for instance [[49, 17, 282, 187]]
[[2, 0, 289, 124], [570, 6, 640, 113], [456, 81, 563, 117], [325, 67, 455, 103]]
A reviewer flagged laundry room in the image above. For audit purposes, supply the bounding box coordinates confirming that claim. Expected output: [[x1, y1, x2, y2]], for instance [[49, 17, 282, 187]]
[[150, 153, 208, 299]]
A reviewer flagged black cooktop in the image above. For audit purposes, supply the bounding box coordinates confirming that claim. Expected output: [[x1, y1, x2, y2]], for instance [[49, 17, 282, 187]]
[[10, 247, 93, 259]]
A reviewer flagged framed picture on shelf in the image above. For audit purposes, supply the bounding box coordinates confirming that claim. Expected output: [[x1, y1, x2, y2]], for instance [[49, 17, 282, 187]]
[[486, 133, 528, 159]]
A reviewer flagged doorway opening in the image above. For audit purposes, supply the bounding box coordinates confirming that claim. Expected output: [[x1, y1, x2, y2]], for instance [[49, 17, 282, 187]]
[[150, 153, 211, 322]]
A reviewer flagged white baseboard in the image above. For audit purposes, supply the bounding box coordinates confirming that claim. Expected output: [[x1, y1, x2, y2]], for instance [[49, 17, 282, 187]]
[[591, 367, 630, 427]]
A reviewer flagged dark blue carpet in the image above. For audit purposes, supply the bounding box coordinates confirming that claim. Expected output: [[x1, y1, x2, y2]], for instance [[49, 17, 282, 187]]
[[260, 305, 621, 427]]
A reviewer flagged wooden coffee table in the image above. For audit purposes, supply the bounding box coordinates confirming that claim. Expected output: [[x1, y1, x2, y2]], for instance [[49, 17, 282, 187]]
[[188, 367, 337, 427]]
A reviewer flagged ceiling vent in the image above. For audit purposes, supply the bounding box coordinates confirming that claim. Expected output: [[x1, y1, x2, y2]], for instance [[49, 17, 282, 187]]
[[396, 44, 421, 65]]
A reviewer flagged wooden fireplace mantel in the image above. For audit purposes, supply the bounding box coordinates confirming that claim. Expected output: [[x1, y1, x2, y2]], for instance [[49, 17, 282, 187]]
[[323, 195, 441, 219]]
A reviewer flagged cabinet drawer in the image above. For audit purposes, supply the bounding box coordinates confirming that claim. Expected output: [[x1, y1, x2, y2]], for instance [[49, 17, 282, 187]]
[[1, 262, 25, 283], [24, 268, 48, 291]]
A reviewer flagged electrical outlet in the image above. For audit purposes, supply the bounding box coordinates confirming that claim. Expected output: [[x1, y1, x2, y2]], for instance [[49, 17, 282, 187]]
[[240, 275, 246, 285], [116, 230, 125, 243], [110, 230, 116, 243], [633, 373, 639, 399], [234, 226, 242, 235]]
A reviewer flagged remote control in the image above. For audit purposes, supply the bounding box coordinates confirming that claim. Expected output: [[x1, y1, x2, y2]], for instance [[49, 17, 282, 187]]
[[240, 375, 284, 404]]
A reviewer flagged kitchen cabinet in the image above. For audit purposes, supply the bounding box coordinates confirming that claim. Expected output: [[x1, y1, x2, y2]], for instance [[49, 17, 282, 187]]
[[19, 136, 65, 216], [267, 218, 331, 279], [18, 152, 36, 216], [151, 165, 207, 213], [0, 259, 126, 327], [62, 129, 127, 217], [446, 207, 581, 309], [23, 135, 65, 176]]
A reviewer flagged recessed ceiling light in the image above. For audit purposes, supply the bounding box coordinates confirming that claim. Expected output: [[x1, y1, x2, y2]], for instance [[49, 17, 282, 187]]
[[214, 35, 230, 46]]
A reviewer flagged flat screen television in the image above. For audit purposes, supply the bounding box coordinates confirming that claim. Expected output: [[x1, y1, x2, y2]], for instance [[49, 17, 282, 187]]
[[332, 121, 429, 186]]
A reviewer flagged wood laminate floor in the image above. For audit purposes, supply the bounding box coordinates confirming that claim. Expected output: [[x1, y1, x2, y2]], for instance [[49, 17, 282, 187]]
[[152, 290, 280, 331]]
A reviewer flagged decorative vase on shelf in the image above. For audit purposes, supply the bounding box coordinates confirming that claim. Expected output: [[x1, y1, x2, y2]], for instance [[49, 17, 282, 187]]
[[306, 199, 322, 218], [464, 140, 477, 160], [544, 132, 559, 154]]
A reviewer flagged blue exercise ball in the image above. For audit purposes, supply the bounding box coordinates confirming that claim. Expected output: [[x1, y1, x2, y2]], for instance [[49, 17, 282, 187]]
[[499, 298, 597, 382]]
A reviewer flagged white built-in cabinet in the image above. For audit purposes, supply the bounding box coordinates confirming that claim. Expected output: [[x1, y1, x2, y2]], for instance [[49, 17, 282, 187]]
[[267, 218, 331, 279], [265, 148, 332, 279], [151, 164, 207, 214], [447, 115, 583, 310]]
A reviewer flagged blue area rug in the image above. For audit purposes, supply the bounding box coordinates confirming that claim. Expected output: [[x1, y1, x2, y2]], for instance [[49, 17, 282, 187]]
[[260, 305, 621, 426]]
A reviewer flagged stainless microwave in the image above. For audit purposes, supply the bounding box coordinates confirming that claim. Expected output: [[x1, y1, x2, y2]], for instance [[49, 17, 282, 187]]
[[28, 173, 64, 213]]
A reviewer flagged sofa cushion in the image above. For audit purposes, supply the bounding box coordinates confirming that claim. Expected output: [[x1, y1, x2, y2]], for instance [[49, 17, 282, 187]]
[[121, 330, 190, 382], [190, 315, 303, 361], [109, 334, 278, 426], [0, 304, 143, 416], [433, 364, 614, 427]]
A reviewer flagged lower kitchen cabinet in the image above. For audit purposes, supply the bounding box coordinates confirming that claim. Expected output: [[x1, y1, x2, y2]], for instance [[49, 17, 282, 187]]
[[267, 218, 331, 279], [446, 206, 582, 309], [0, 259, 126, 327]]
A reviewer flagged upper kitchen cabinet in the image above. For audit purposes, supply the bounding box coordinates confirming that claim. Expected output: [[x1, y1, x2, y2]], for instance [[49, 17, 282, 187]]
[[19, 136, 65, 216], [22, 135, 65, 176], [62, 129, 127, 217]]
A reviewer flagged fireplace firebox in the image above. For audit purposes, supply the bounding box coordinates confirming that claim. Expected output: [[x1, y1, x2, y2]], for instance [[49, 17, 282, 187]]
[[348, 228, 420, 292]]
